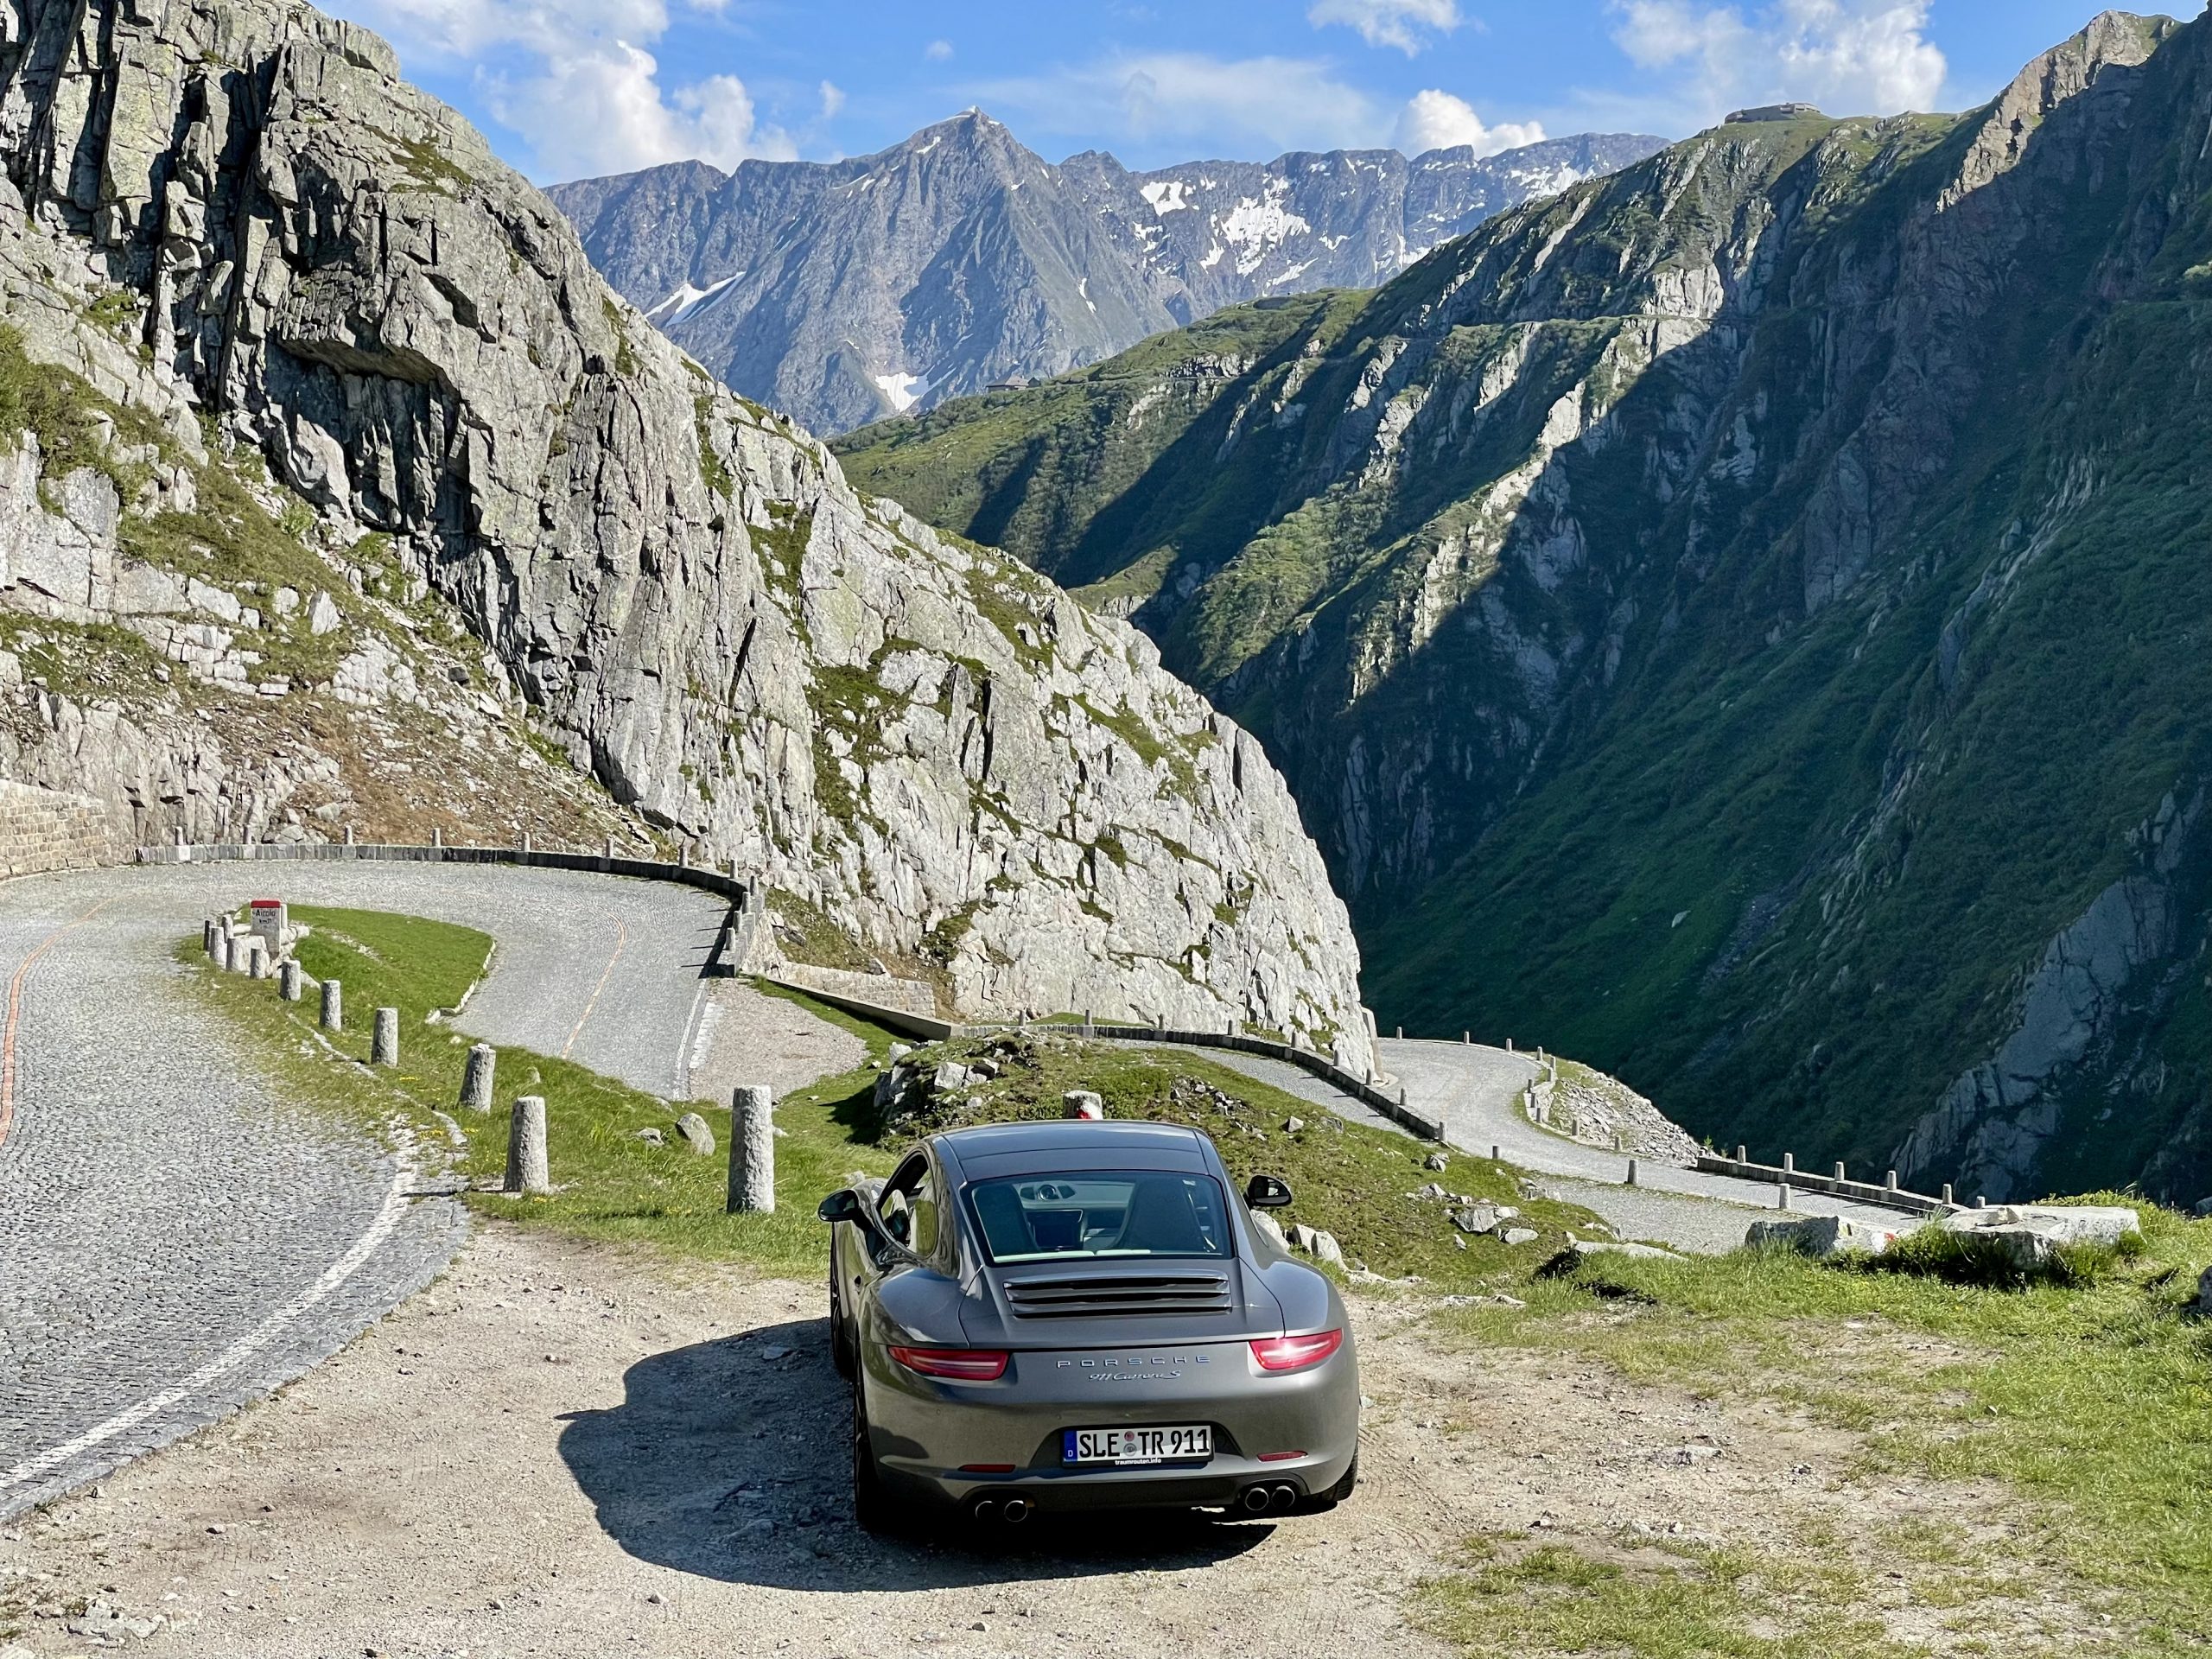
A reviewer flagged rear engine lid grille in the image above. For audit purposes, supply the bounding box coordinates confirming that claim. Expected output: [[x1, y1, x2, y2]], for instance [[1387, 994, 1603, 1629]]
[[1001, 1269, 1233, 1318]]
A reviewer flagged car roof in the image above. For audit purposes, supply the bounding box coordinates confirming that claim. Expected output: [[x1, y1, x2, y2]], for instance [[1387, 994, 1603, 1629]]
[[932, 1119, 1217, 1182]]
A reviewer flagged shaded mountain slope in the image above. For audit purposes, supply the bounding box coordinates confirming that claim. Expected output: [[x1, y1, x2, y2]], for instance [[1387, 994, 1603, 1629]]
[[837, 12, 2212, 1203]]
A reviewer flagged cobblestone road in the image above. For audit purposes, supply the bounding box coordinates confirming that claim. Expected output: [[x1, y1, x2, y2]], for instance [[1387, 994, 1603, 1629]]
[[0, 862, 730, 1521]]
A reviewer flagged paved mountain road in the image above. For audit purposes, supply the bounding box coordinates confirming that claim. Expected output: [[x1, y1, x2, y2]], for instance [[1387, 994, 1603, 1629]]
[[0, 861, 730, 1522], [1200, 1039, 1918, 1253]]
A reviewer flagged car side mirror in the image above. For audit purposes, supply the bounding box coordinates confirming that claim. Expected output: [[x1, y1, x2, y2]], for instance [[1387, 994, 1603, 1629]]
[[818, 1189, 863, 1224], [1245, 1173, 1294, 1210]]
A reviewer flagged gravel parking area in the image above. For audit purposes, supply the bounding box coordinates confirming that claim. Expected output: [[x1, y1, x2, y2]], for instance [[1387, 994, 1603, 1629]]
[[0, 861, 734, 1522], [0, 1224, 2024, 1658]]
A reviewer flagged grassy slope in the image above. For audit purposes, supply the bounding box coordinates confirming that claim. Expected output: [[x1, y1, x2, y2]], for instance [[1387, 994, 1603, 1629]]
[[1427, 1207, 2212, 1656]]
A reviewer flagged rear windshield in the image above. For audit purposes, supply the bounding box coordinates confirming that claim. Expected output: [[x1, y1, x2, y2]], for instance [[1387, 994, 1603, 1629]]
[[965, 1171, 1232, 1262]]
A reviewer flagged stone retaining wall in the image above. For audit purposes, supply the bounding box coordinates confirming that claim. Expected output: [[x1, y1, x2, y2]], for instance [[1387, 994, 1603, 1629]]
[[0, 779, 116, 877]]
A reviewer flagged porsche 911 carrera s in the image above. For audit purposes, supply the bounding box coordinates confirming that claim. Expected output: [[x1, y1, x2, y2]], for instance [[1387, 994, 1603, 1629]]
[[818, 1118, 1359, 1529]]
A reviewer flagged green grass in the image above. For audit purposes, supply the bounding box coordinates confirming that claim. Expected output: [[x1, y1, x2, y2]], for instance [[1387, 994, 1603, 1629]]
[[1428, 1201, 2212, 1655], [185, 905, 900, 1275], [1421, 1533, 1919, 1659]]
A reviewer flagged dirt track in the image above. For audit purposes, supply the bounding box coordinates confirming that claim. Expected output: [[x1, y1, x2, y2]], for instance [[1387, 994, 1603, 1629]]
[[0, 1219, 2035, 1659]]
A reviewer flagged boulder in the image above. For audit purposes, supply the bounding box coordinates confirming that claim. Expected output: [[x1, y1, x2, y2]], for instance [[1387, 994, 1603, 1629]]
[[1938, 1204, 2139, 1270], [674, 1112, 716, 1155], [1423, 1150, 1450, 1172], [932, 1060, 972, 1093], [1564, 1237, 1684, 1263], [1063, 1090, 1105, 1120], [1501, 1227, 1539, 1246], [1745, 1213, 1899, 1258], [2191, 1197, 2212, 1217], [1283, 1116, 1306, 1134], [2197, 1265, 2212, 1313], [1450, 1203, 1500, 1235], [1308, 1230, 1344, 1268], [1248, 1208, 1289, 1252], [634, 1128, 665, 1146]]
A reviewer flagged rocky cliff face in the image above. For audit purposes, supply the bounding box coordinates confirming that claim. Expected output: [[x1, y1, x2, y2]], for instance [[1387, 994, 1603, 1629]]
[[549, 117, 1661, 435], [0, 0, 1372, 1066], [837, 13, 2212, 1200]]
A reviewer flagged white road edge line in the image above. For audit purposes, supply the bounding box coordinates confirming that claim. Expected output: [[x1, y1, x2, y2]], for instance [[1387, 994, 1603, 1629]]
[[0, 1136, 420, 1503]]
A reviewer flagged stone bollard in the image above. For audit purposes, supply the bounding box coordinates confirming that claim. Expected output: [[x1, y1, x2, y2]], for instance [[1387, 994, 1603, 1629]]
[[1783, 1152, 1796, 1178], [1462, 1031, 1470, 1044], [1737, 1144, 1748, 1166], [211, 930, 230, 970], [372, 1007, 399, 1066], [203, 918, 218, 954], [432, 826, 443, 851], [278, 959, 302, 1001], [1491, 1143, 1499, 1161], [1834, 1160, 1847, 1184], [1064, 1090, 1105, 1122], [245, 938, 271, 980], [1942, 1183, 1955, 1205], [1627, 1158, 1639, 1187], [505, 1096, 550, 1195], [728, 1085, 776, 1213], [1886, 1169, 1898, 1192], [321, 977, 343, 1033], [1395, 1026, 1402, 1039], [1778, 1184, 1792, 1210], [460, 1043, 497, 1113]]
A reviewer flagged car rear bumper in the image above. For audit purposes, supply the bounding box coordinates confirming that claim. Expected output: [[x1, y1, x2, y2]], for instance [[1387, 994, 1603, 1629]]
[[861, 1337, 1359, 1515]]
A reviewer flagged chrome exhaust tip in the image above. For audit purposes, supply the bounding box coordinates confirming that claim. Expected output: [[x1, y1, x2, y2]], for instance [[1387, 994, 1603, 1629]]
[[1001, 1497, 1033, 1523], [972, 1498, 1000, 1523], [1268, 1484, 1298, 1512], [1240, 1485, 1272, 1515]]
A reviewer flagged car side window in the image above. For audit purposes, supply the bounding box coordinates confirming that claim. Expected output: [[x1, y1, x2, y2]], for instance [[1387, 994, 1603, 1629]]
[[879, 1154, 926, 1249], [908, 1164, 940, 1258]]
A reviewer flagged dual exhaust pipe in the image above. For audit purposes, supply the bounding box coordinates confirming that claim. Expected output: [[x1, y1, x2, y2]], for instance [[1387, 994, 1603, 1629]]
[[972, 1484, 1297, 1523]]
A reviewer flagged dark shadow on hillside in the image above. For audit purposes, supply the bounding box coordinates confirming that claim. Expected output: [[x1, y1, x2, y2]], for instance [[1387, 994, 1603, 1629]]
[[556, 1319, 1274, 1590]]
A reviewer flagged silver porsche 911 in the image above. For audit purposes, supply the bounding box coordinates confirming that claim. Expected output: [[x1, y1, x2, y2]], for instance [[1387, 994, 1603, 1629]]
[[818, 1118, 1360, 1530]]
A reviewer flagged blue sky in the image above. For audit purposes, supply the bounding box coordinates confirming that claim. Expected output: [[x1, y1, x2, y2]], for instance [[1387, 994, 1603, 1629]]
[[321, 1, 2194, 184]]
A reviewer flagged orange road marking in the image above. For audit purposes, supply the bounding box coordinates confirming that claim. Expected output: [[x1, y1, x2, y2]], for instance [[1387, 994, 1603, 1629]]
[[0, 895, 118, 1154], [560, 916, 629, 1060]]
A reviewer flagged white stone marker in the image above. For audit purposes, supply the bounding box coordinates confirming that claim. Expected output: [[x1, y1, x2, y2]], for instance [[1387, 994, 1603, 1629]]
[[372, 1007, 399, 1066], [728, 1085, 776, 1213], [1064, 1090, 1105, 1121], [321, 977, 343, 1033], [505, 1096, 550, 1195], [460, 1043, 497, 1113]]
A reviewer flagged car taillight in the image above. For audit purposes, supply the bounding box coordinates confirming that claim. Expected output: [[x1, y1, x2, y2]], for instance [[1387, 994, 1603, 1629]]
[[888, 1345, 1010, 1382], [1250, 1329, 1343, 1372]]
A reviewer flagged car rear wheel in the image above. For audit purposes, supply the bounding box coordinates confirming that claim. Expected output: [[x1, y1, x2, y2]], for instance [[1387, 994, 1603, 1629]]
[[850, 1380, 893, 1535], [1291, 1452, 1357, 1515], [828, 1268, 855, 1380]]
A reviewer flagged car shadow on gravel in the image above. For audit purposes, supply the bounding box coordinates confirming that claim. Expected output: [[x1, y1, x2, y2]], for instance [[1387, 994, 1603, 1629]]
[[559, 1319, 1274, 1590]]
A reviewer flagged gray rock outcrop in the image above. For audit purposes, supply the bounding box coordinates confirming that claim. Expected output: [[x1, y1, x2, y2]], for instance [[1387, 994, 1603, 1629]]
[[0, 0, 1370, 1065]]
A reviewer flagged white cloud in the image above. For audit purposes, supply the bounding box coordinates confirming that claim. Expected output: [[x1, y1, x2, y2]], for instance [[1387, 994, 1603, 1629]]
[[1307, 0, 1461, 55], [925, 38, 954, 62], [1609, 0, 1945, 124], [322, 0, 792, 180], [973, 52, 1383, 156], [818, 79, 846, 119], [1395, 90, 1545, 157]]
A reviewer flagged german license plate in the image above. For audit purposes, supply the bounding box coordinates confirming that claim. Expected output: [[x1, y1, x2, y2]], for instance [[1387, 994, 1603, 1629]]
[[1063, 1425, 1212, 1465]]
